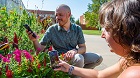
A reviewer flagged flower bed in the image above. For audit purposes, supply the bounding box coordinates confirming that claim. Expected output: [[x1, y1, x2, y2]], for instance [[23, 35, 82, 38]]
[[0, 7, 70, 78]]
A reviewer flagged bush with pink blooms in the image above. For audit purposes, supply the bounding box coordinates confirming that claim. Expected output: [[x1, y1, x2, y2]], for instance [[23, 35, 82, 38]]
[[0, 7, 70, 78]]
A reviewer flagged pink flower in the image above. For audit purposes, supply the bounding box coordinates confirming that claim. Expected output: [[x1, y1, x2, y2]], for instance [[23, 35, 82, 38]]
[[2, 57, 10, 63], [37, 48, 41, 51], [13, 49, 21, 63], [23, 50, 32, 59], [36, 48, 41, 55], [0, 54, 3, 58], [1, 53, 12, 63], [6, 54, 12, 59], [13, 49, 21, 56], [14, 55, 21, 63]]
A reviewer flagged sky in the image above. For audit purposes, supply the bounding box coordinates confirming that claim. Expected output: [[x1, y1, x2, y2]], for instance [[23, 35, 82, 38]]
[[22, 0, 92, 20]]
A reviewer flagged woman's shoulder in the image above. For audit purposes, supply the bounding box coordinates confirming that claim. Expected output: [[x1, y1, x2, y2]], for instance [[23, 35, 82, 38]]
[[119, 65, 140, 78]]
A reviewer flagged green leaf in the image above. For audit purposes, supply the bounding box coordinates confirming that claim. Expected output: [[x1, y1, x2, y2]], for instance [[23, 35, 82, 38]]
[[38, 52, 45, 61], [0, 50, 4, 55]]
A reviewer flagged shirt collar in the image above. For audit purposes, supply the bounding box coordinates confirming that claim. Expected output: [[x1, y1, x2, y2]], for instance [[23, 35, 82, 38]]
[[58, 25, 62, 31], [57, 23, 75, 31]]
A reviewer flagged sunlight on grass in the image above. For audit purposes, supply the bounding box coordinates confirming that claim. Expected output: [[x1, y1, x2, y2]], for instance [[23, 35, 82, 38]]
[[82, 30, 102, 35]]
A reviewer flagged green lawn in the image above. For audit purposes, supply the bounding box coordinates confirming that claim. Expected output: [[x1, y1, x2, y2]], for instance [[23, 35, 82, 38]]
[[82, 30, 102, 35]]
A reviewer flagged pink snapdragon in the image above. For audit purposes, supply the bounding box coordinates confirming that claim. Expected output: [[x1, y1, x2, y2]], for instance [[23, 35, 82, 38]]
[[13, 49, 21, 63], [6, 54, 12, 59], [36, 48, 41, 55], [0, 54, 3, 58], [2, 57, 10, 63], [0, 54, 10, 63], [23, 50, 32, 60]]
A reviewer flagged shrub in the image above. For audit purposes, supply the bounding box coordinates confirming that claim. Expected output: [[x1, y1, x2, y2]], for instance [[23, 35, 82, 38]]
[[0, 7, 70, 78]]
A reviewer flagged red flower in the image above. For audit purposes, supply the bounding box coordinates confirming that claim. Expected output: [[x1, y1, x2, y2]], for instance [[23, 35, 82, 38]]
[[48, 46, 53, 51], [27, 68, 32, 73], [6, 65, 9, 72], [30, 49, 33, 52], [0, 68, 2, 76], [41, 29, 45, 34], [0, 71, 2, 76], [13, 32, 18, 49], [43, 57, 46, 67], [4, 37, 9, 49], [62, 52, 65, 58], [13, 32, 18, 44], [31, 57, 34, 62], [6, 70, 13, 78], [38, 63, 41, 69]]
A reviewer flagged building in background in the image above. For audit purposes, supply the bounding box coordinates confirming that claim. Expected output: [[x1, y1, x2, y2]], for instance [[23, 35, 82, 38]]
[[0, 0, 56, 29], [0, 0, 25, 12], [80, 15, 98, 30], [27, 9, 56, 30], [27, 9, 56, 25], [80, 15, 86, 25]]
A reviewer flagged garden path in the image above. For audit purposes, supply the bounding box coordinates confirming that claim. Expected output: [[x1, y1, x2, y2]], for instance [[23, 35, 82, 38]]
[[84, 34, 120, 70]]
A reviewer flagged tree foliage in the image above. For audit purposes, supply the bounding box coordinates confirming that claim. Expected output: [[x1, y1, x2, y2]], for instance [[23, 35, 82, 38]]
[[75, 19, 80, 25], [70, 15, 75, 23], [84, 0, 109, 29]]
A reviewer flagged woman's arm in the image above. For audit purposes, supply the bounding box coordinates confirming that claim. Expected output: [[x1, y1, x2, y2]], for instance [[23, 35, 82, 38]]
[[72, 60, 122, 78], [55, 58, 124, 78]]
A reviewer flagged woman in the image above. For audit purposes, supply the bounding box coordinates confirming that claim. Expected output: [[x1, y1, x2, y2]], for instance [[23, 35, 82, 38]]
[[55, 0, 140, 78]]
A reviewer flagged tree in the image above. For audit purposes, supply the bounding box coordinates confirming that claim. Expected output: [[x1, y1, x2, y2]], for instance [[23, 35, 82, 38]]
[[84, 0, 109, 29], [70, 15, 75, 23], [75, 19, 80, 25]]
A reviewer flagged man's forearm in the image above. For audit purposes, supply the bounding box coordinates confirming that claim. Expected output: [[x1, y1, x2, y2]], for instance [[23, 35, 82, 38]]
[[76, 46, 86, 54], [32, 40, 45, 52]]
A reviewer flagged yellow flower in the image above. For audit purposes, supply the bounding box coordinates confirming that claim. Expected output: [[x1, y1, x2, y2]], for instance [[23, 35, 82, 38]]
[[7, 22, 11, 27], [9, 10, 14, 14], [20, 6, 23, 10], [18, 66, 22, 73], [1, 7, 6, 11]]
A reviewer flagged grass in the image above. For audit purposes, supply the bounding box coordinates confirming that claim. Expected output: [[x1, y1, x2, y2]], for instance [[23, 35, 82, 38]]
[[82, 30, 102, 35]]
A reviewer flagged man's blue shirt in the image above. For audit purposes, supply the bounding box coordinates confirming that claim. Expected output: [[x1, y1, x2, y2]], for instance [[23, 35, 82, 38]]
[[40, 23, 85, 54]]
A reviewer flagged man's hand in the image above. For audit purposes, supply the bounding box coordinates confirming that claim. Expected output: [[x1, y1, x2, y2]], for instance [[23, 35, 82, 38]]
[[26, 30, 45, 52], [64, 49, 77, 61], [26, 30, 38, 42]]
